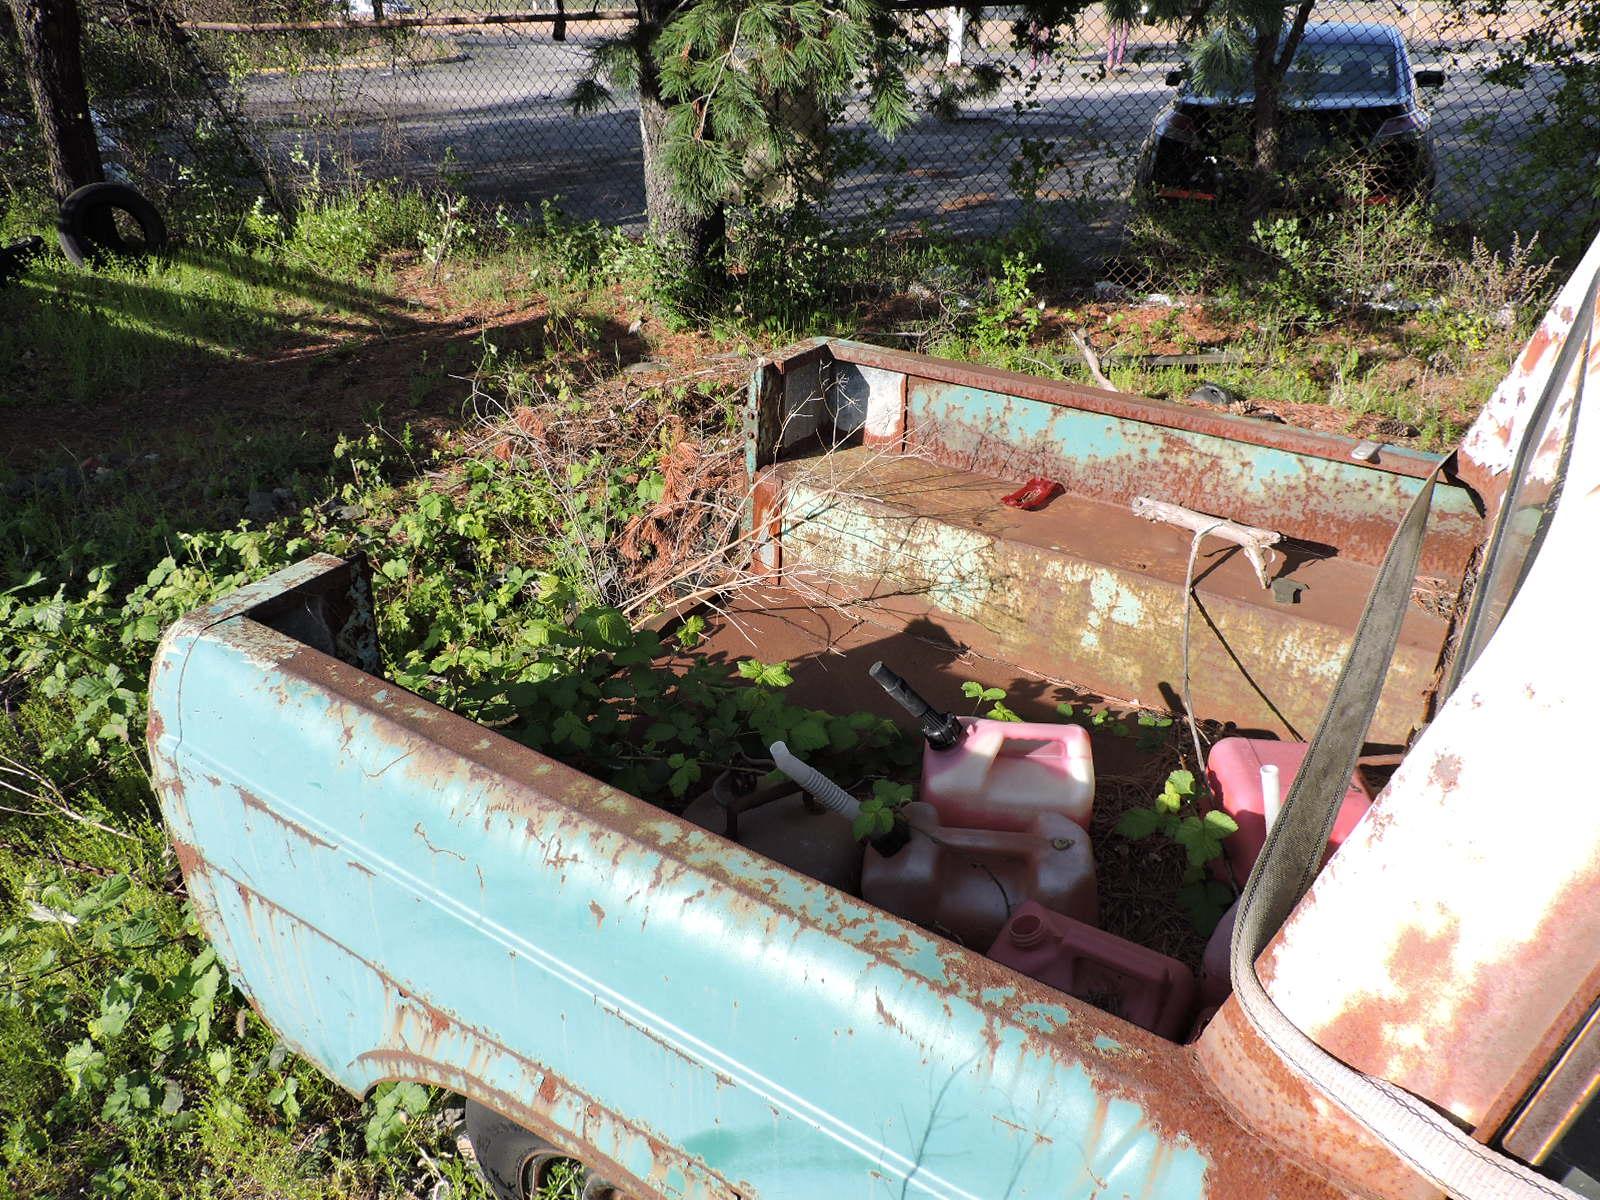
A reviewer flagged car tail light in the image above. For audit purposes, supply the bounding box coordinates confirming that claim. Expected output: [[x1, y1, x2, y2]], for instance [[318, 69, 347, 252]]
[[1373, 111, 1428, 143], [1154, 110, 1198, 144]]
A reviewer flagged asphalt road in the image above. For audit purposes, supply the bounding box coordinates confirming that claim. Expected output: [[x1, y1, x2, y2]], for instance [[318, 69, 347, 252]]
[[242, 30, 1551, 242]]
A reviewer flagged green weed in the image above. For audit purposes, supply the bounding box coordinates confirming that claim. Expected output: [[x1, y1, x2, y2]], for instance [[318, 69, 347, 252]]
[[0, 298, 903, 1196], [1114, 768, 1237, 933], [0, 183, 441, 407]]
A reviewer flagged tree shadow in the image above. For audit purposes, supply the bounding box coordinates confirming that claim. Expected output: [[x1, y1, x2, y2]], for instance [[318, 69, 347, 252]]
[[0, 246, 642, 595], [1, 254, 401, 412]]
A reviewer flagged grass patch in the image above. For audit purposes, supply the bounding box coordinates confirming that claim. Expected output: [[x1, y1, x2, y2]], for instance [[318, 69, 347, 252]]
[[0, 184, 436, 407]]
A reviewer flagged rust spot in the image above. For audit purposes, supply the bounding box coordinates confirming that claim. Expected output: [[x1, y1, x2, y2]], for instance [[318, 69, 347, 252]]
[[414, 822, 467, 862], [1195, 1003, 1438, 1199], [1285, 852, 1600, 1130], [1519, 324, 1555, 375], [589, 900, 606, 928], [1428, 752, 1462, 791], [232, 783, 338, 852]]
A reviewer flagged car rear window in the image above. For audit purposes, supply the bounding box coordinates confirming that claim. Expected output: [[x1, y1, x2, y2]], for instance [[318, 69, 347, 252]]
[[1285, 41, 1399, 97], [1190, 39, 1400, 100]]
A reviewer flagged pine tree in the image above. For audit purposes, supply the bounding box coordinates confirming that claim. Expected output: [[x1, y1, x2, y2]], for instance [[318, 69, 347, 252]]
[[576, 0, 915, 288], [1180, 0, 1319, 196], [1045, 0, 1321, 202]]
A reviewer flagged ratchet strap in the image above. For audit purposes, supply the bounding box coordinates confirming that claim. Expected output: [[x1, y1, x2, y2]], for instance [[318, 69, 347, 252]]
[[1230, 267, 1599, 1200]]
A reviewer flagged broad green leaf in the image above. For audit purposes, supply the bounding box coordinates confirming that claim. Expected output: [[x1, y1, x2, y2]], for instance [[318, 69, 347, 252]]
[[90, 982, 138, 1041], [762, 664, 790, 688], [592, 608, 631, 648], [668, 758, 701, 798], [1177, 880, 1235, 934], [871, 779, 912, 806], [1173, 817, 1222, 866], [63, 1040, 107, 1094], [788, 714, 829, 753], [207, 1047, 234, 1085], [73, 874, 130, 918], [1115, 808, 1163, 839], [826, 718, 859, 751], [675, 615, 707, 648]]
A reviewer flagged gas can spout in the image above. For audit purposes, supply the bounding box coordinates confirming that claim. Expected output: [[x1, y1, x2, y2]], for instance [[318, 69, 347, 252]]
[[768, 742, 912, 856], [769, 742, 861, 820], [869, 661, 962, 750], [1260, 763, 1282, 833]]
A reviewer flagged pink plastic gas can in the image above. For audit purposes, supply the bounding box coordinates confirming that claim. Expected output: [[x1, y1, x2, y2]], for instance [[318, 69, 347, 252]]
[[862, 804, 1096, 950], [1205, 738, 1373, 882], [920, 717, 1094, 832], [987, 901, 1197, 1038]]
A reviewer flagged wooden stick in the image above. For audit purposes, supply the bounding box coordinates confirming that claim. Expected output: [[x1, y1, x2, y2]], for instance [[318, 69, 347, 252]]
[[1130, 495, 1281, 588], [1070, 328, 1117, 392]]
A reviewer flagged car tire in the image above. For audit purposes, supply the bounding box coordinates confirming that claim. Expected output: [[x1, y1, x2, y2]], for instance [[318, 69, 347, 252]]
[[463, 1099, 637, 1200], [464, 1099, 573, 1200], [0, 235, 44, 289], [56, 182, 168, 267]]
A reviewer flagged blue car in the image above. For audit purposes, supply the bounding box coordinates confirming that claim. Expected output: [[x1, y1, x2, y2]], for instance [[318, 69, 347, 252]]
[[1137, 22, 1442, 203]]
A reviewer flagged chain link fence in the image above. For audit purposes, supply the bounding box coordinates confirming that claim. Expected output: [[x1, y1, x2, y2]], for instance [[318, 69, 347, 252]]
[[4, 2, 1585, 266]]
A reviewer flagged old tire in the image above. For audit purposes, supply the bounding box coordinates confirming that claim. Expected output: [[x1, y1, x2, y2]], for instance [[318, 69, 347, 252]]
[[56, 182, 168, 267], [464, 1100, 636, 1200], [0, 235, 45, 289]]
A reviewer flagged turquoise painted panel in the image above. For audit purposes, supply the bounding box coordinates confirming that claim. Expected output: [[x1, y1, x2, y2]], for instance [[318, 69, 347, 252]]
[[907, 381, 1479, 572], [147, 561, 1245, 1199]]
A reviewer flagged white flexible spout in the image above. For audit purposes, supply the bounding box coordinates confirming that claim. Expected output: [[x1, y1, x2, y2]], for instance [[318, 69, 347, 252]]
[[768, 742, 861, 820]]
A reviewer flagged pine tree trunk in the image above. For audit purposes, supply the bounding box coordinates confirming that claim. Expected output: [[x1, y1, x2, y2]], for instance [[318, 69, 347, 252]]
[[1247, 31, 1281, 213], [635, 5, 724, 281], [8, 0, 103, 197], [1247, 0, 1317, 214]]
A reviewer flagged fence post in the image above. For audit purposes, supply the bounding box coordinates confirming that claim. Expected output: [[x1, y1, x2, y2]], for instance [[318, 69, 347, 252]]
[[944, 5, 965, 67]]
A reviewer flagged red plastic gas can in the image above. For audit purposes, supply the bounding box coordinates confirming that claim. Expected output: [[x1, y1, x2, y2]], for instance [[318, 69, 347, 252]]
[[862, 804, 1096, 951], [920, 717, 1095, 832], [1205, 738, 1373, 881], [986, 901, 1197, 1038]]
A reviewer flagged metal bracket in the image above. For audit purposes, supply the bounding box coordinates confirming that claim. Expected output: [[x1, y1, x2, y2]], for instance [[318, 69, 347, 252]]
[[1271, 578, 1307, 605]]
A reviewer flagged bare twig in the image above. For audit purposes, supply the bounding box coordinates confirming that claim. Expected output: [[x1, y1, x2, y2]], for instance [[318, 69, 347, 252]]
[[1131, 496, 1282, 588], [1070, 327, 1117, 392], [0, 755, 137, 840]]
